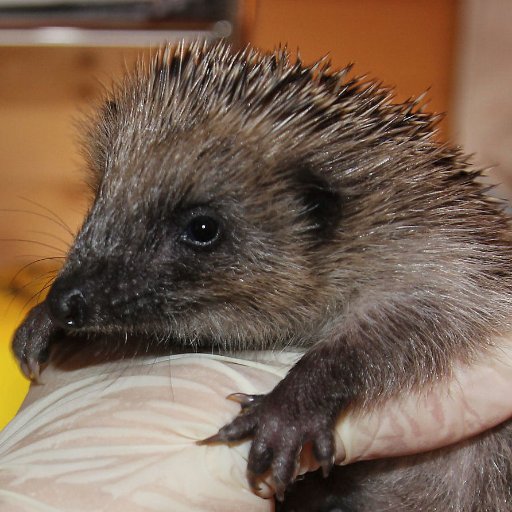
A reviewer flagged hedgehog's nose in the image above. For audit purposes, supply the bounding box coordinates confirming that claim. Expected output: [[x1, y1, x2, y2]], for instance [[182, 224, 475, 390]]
[[47, 280, 88, 329]]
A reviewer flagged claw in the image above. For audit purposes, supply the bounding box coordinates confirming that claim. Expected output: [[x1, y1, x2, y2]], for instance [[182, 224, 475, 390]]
[[196, 432, 223, 445], [313, 432, 335, 478], [320, 455, 334, 478], [247, 471, 262, 493], [19, 358, 42, 383], [274, 483, 286, 502], [197, 426, 236, 445], [227, 392, 259, 409], [19, 360, 32, 381]]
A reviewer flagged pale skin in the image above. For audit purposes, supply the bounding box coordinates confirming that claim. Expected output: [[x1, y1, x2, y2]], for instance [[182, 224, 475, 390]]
[[2, 335, 512, 510]]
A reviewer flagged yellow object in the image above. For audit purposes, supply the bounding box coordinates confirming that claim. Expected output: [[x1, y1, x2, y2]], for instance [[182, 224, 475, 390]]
[[0, 293, 30, 429]]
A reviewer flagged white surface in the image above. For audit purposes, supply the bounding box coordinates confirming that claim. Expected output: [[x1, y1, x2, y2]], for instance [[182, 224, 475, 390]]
[[2, 342, 512, 511], [0, 353, 292, 512]]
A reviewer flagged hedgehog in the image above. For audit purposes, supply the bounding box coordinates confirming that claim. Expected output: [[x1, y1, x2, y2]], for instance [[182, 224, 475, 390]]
[[12, 40, 512, 511]]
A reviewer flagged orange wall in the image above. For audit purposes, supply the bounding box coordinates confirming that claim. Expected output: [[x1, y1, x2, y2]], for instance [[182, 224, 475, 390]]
[[244, 0, 458, 133]]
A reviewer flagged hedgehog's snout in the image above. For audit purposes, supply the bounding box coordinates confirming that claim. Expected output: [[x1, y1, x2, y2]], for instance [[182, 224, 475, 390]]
[[47, 278, 88, 330]]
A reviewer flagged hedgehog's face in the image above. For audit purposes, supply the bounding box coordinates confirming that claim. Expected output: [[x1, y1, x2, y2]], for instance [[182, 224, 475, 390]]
[[43, 41, 443, 346], [46, 115, 340, 347]]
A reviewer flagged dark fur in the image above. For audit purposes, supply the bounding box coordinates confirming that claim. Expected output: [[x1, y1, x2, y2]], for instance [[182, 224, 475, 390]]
[[12, 41, 512, 510]]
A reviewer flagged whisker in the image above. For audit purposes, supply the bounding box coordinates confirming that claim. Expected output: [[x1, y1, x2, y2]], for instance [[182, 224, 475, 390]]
[[12, 270, 58, 294], [0, 208, 74, 239], [9, 257, 64, 290], [12, 254, 65, 260], [3, 268, 52, 319], [27, 230, 71, 251], [21, 279, 54, 313], [35, 276, 57, 303], [5, 269, 58, 316], [17, 196, 75, 237], [19, 271, 57, 310], [0, 238, 67, 255]]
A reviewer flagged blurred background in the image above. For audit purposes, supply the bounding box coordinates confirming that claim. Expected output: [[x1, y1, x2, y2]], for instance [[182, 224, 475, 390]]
[[0, 0, 510, 426]]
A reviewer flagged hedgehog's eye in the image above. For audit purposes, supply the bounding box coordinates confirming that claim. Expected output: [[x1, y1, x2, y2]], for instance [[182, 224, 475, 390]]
[[180, 214, 220, 249]]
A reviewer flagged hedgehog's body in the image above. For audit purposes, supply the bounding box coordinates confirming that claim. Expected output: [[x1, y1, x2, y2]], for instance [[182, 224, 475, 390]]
[[12, 42, 512, 510]]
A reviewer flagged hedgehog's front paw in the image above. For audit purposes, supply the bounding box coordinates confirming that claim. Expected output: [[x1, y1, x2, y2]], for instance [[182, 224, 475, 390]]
[[12, 302, 56, 381], [199, 388, 336, 500]]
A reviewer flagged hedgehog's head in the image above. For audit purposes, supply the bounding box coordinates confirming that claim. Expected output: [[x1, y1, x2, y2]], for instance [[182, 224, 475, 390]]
[[45, 41, 436, 348]]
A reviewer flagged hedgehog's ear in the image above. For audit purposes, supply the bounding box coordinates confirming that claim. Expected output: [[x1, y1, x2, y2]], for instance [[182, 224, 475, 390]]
[[293, 166, 341, 239]]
